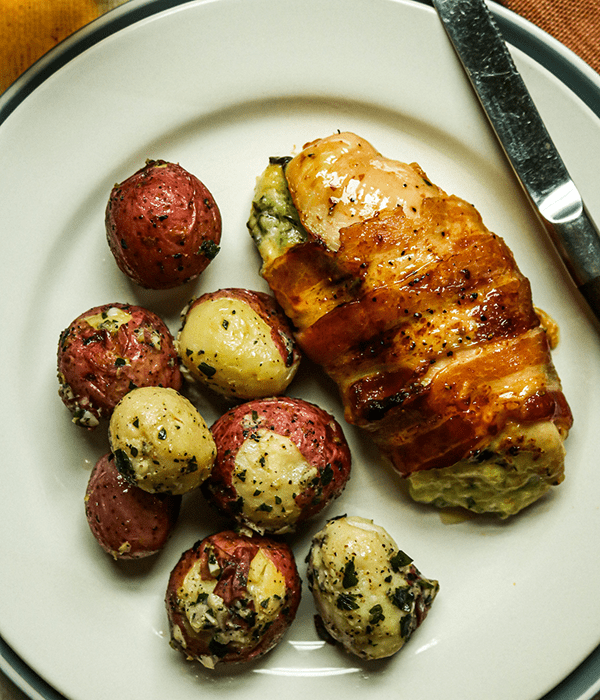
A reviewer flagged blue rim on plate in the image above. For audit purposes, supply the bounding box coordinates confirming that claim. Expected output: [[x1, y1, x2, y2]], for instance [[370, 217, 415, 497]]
[[1, 1, 600, 699]]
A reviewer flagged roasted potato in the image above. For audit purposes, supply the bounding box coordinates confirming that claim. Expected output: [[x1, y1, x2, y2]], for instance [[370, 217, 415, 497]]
[[204, 396, 351, 534], [306, 515, 439, 660], [57, 303, 181, 428], [105, 160, 221, 289], [109, 386, 216, 495], [165, 530, 301, 667], [85, 452, 181, 559], [176, 288, 301, 400]]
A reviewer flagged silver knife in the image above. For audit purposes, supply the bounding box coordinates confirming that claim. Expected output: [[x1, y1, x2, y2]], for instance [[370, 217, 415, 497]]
[[431, 0, 600, 322]]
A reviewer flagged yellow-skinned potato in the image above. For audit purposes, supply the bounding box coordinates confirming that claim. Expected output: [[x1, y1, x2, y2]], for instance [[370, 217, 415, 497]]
[[109, 386, 215, 495], [307, 515, 439, 660]]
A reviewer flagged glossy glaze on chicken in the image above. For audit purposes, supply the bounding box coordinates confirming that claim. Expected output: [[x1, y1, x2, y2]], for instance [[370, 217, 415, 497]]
[[248, 132, 573, 517]]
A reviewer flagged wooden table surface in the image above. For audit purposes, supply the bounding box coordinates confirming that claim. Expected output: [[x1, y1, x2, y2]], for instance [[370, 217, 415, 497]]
[[0, 0, 599, 699]]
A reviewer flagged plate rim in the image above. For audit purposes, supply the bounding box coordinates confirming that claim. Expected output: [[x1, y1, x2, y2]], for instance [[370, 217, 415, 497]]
[[2, 0, 600, 125], [1, 1, 600, 700]]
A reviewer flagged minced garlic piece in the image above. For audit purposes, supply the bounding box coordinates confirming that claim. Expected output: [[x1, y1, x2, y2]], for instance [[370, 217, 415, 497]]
[[83, 306, 132, 333]]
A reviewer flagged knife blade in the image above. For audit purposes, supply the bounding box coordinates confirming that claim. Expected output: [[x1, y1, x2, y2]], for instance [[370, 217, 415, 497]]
[[431, 0, 600, 323]]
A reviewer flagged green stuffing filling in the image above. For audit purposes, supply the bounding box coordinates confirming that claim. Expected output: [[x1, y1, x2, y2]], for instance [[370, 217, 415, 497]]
[[407, 421, 566, 518], [247, 157, 309, 268]]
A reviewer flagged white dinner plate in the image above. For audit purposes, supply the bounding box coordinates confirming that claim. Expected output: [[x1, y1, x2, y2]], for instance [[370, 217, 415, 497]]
[[2, 1, 600, 699]]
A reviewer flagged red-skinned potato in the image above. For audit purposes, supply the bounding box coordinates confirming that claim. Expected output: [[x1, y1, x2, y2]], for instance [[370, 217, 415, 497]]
[[165, 530, 301, 668], [85, 452, 181, 559], [57, 303, 182, 428], [105, 160, 221, 289], [203, 396, 351, 534], [176, 288, 301, 400]]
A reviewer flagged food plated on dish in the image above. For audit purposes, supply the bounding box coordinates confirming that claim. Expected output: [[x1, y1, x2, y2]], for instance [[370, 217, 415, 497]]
[[4, 0, 600, 695], [108, 385, 217, 495], [54, 149, 451, 670], [52, 124, 575, 678]]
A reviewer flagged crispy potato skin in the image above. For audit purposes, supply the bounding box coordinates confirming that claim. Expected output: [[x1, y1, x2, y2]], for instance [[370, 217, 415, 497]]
[[204, 396, 351, 533], [165, 530, 301, 666], [57, 303, 181, 428], [105, 160, 221, 289], [85, 452, 181, 559], [177, 288, 301, 400]]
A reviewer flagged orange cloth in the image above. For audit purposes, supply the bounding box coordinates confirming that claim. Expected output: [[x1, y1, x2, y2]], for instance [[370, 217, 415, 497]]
[[0, 0, 101, 93], [500, 0, 600, 73]]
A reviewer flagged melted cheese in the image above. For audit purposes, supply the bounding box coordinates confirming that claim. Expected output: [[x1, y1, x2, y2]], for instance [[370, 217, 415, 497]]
[[248, 161, 309, 268], [407, 419, 566, 517]]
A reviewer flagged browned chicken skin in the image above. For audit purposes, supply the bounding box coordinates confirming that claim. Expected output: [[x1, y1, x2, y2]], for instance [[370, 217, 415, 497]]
[[248, 132, 572, 517]]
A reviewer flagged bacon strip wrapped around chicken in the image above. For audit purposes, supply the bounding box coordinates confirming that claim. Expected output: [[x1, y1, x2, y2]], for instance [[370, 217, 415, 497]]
[[247, 132, 573, 517]]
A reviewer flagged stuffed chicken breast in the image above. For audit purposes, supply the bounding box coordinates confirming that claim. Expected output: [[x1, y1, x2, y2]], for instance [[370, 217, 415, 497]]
[[248, 132, 572, 517]]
